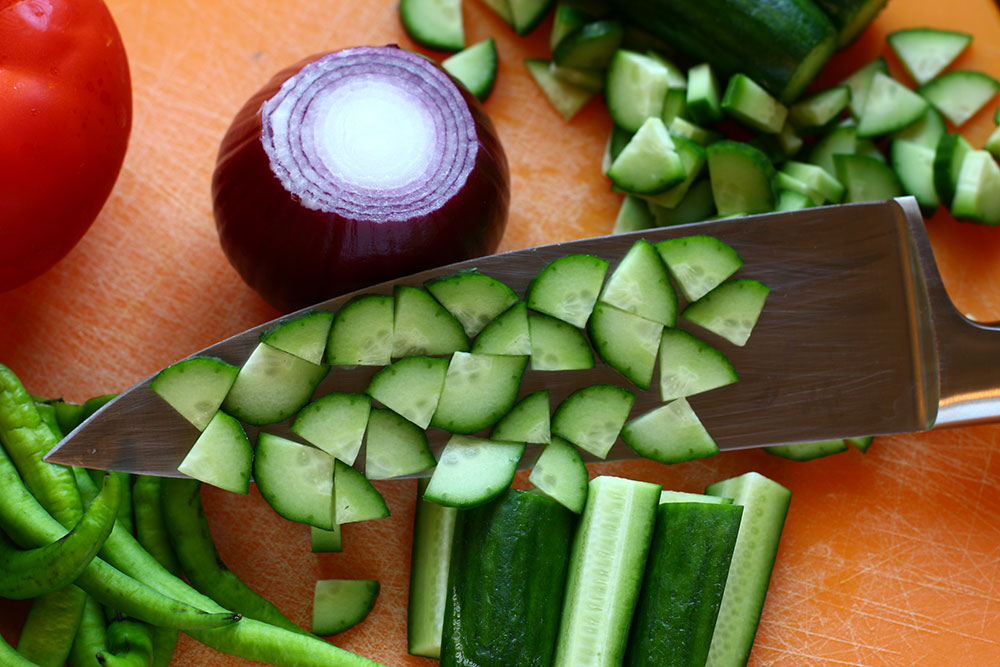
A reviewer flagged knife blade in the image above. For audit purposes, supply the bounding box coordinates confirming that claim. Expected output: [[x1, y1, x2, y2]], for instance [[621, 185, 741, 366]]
[[44, 197, 1000, 476]]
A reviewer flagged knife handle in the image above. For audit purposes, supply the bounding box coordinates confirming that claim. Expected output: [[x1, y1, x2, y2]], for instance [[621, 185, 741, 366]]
[[934, 312, 1000, 429]]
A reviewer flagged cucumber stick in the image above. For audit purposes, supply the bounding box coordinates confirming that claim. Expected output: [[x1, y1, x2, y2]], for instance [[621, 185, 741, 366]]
[[408, 478, 458, 659], [442, 489, 575, 667], [554, 475, 661, 667]]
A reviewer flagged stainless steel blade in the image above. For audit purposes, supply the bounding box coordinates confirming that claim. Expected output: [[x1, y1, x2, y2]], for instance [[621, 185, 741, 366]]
[[44, 197, 1000, 477]]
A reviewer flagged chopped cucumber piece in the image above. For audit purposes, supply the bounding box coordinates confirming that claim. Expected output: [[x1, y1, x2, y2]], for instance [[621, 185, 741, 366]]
[[553, 19, 624, 69], [335, 459, 389, 523], [549, 62, 606, 93], [788, 85, 850, 134], [392, 285, 468, 358], [776, 172, 823, 207], [951, 150, 1000, 225], [780, 160, 845, 204], [326, 294, 394, 366], [656, 234, 743, 303], [260, 311, 334, 365], [634, 136, 707, 210], [682, 279, 769, 347], [425, 269, 518, 338], [888, 28, 972, 86], [509, 0, 556, 36], [222, 343, 328, 426], [551, 384, 635, 458], [658, 327, 738, 401], [492, 389, 551, 444], [177, 411, 252, 494], [478, 0, 514, 25], [366, 356, 448, 429], [668, 116, 723, 147], [471, 301, 531, 356], [613, 194, 656, 234], [529, 436, 588, 513], [621, 398, 718, 464], [890, 139, 940, 214], [647, 179, 716, 227], [442, 38, 498, 102], [840, 57, 888, 118], [408, 478, 457, 659], [254, 433, 336, 530], [934, 132, 974, 208], [846, 435, 875, 453], [549, 4, 593, 52], [311, 525, 343, 553], [856, 71, 929, 138], [834, 153, 903, 203], [919, 70, 1000, 127], [528, 313, 595, 370], [686, 62, 723, 126], [607, 118, 686, 194], [659, 489, 733, 504], [764, 439, 848, 460], [291, 393, 372, 466], [808, 123, 857, 178], [721, 73, 789, 134], [706, 141, 777, 217], [399, 0, 464, 51], [553, 476, 661, 667], [704, 472, 792, 667], [431, 352, 528, 434], [894, 106, 946, 149], [603, 125, 635, 174], [364, 408, 435, 480], [525, 58, 595, 121], [312, 579, 379, 636], [985, 125, 1000, 160], [151, 356, 239, 431], [588, 302, 662, 389], [776, 188, 814, 211], [423, 435, 525, 508], [600, 238, 677, 325], [526, 253, 608, 327], [605, 49, 671, 133], [646, 50, 687, 89], [660, 87, 687, 124]]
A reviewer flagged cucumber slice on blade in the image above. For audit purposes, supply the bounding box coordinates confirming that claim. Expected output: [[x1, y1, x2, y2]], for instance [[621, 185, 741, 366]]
[[425, 269, 518, 338], [431, 352, 528, 434], [423, 435, 525, 508], [599, 238, 677, 326], [335, 460, 389, 523], [366, 356, 448, 429], [221, 343, 328, 426], [471, 301, 532, 356], [364, 408, 435, 481], [441, 38, 498, 102], [655, 235, 744, 303], [260, 311, 334, 365], [682, 279, 769, 347], [528, 313, 595, 371], [291, 393, 372, 466], [491, 389, 551, 444], [326, 294, 394, 366], [621, 398, 718, 464], [588, 302, 662, 390], [392, 286, 469, 358], [254, 433, 336, 530], [177, 411, 252, 494], [529, 436, 588, 513], [551, 384, 635, 458], [658, 327, 738, 401], [764, 439, 848, 461], [526, 253, 609, 328], [151, 356, 239, 431]]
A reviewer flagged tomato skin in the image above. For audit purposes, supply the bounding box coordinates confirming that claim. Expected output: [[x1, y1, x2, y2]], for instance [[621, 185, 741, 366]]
[[0, 0, 131, 292]]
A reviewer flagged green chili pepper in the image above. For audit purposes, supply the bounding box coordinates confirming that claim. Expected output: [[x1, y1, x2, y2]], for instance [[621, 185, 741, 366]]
[[17, 585, 88, 667], [67, 594, 108, 667], [96, 615, 154, 667]]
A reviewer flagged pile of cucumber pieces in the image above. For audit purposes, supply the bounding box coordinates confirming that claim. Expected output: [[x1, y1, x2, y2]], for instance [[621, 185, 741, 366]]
[[152, 234, 768, 531]]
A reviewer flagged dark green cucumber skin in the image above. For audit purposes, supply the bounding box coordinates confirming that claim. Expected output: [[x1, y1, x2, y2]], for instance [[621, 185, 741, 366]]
[[606, 0, 835, 102], [441, 489, 576, 667], [810, 0, 887, 48], [624, 502, 743, 667]]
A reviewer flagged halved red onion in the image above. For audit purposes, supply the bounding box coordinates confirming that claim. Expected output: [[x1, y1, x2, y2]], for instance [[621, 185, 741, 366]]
[[212, 45, 510, 312]]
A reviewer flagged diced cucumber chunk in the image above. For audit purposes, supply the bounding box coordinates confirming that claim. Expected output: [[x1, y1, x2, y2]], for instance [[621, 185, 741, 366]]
[[934, 132, 974, 208], [655, 234, 743, 303], [788, 85, 851, 134], [364, 408, 435, 481], [847, 435, 875, 453], [633, 136, 707, 210], [222, 343, 328, 426], [775, 172, 822, 207], [366, 356, 448, 429], [985, 125, 1000, 160], [668, 117, 723, 148], [605, 50, 671, 133], [492, 389, 551, 444], [553, 475, 661, 667], [776, 188, 814, 211], [894, 106, 946, 149], [254, 433, 336, 530], [613, 195, 656, 234], [660, 87, 687, 125], [478, 0, 513, 25], [721, 73, 788, 135], [549, 62, 606, 93], [423, 435, 525, 508], [856, 71, 929, 138], [425, 269, 518, 338], [780, 160, 845, 204], [471, 301, 532, 356], [509, 0, 555, 35], [603, 124, 634, 173], [177, 411, 252, 494], [607, 118, 686, 195], [659, 489, 733, 505], [549, 4, 593, 52], [335, 459, 389, 523], [834, 153, 903, 203], [408, 478, 458, 658], [551, 384, 635, 458], [291, 393, 371, 466], [326, 294, 394, 366], [686, 63, 723, 126], [442, 38, 498, 102], [399, 0, 464, 51], [588, 302, 662, 390], [646, 50, 686, 89], [808, 124, 857, 178], [951, 150, 1000, 225], [528, 313, 595, 370], [392, 285, 468, 358], [647, 179, 716, 228], [706, 141, 777, 217], [312, 579, 379, 636], [552, 19, 624, 69], [431, 352, 528, 434], [840, 57, 888, 119], [151, 356, 239, 431], [705, 472, 792, 667], [919, 70, 1000, 127], [525, 58, 595, 121], [621, 398, 718, 464], [599, 238, 677, 325], [658, 327, 738, 401], [528, 436, 588, 513], [682, 279, 769, 347], [765, 439, 848, 461], [890, 139, 940, 214], [526, 253, 608, 327], [311, 525, 343, 553], [888, 28, 972, 86], [260, 311, 334, 365]]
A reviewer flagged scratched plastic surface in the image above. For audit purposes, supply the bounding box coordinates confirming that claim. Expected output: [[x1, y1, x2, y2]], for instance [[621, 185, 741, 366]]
[[2, 0, 1000, 665]]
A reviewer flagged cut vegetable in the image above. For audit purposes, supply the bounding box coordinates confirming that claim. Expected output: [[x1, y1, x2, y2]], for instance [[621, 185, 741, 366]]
[[311, 525, 343, 553], [721, 73, 788, 134], [588, 302, 662, 389], [788, 85, 850, 134], [613, 195, 656, 234], [312, 579, 380, 636], [551, 384, 635, 458], [326, 294, 395, 366], [431, 352, 528, 434], [260, 311, 334, 365], [811, 0, 887, 48], [890, 139, 939, 214], [335, 459, 390, 523], [621, 398, 718, 464], [425, 269, 518, 338], [706, 141, 777, 217], [934, 132, 974, 208], [834, 153, 903, 203], [491, 390, 551, 444], [471, 301, 532, 356], [686, 63, 723, 126], [647, 179, 716, 228], [607, 117, 686, 194], [408, 478, 458, 659], [605, 50, 671, 133], [365, 356, 448, 429], [528, 436, 588, 513], [919, 70, 1000, 127], [364, 407, 435, 480], [889, 26, 973, 85], [840, 57, 888, 118], [254, 433, 336, 530], [659, 490, 734, 504], [509, 0, 556, 35], [442, 38, 498, 101], [526, 254, 609, 327], [177, 411, 252, 494], [681, 279, 769, 347], [856, 71, 929, 138], [392, 285, 469, 358], [634, 136, 707, 209], [764, 439, 848, 460], [151, 356, 239, 431], [291, 393, 372, 465], [423, 435, 525, 508], [655, 234, 743, 303], [221, 343, 328, 426], [599, 238, 677, 325], [951, 150, 1000, 225], [525, 58, 595, 121], [553, 20, 624, 69], [528, 313, 595, 370], [658, 327, 738, 401]]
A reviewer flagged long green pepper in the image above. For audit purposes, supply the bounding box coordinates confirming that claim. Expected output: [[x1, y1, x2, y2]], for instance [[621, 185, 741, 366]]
[[17, 585, 88, 667]]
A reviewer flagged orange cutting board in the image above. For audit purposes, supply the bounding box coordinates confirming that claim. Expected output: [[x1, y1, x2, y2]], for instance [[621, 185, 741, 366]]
[[3, 0, 1000, 665]]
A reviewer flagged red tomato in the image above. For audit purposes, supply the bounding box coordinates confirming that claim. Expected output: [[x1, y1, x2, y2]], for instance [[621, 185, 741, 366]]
[[0, 0, 131, 292]]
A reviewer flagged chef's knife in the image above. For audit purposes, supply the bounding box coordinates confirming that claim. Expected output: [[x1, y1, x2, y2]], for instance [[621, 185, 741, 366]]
[[45, 197, 1000, 476]]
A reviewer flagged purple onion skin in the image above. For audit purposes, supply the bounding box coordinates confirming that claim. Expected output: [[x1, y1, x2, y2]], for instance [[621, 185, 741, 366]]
[[211, 48, 510, 313]]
